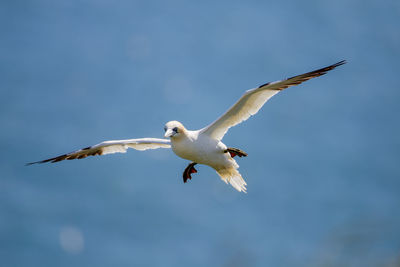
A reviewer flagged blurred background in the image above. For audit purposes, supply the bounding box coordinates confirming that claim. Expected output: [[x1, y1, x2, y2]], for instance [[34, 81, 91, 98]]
[[1, 0, 399, 266]]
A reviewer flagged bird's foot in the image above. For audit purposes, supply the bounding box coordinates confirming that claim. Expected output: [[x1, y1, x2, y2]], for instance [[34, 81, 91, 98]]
[[183, 162, 198, 183], [225, 147, 248, 158]]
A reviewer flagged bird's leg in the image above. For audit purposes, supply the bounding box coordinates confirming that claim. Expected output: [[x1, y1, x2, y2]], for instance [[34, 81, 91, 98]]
[[183, 162, 198, 183], [225, 147, 248, 158]]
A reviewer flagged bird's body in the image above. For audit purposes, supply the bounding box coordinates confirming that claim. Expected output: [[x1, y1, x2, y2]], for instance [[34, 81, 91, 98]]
[[28, 61, 346, 193], [169, 127, 226, 167], [165, 122, 247, 191]]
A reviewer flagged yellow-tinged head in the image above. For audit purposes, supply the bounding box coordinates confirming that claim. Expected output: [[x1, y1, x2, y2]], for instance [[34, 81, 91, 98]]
[[164, 121, 186, 138]]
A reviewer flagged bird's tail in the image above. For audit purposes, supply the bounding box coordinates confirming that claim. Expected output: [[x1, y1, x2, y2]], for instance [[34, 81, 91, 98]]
[[216, 167, 247, 193]]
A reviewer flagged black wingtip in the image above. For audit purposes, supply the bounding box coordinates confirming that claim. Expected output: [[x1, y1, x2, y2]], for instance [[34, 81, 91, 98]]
[[25, 160, 48, 166], [257, 60, 347, 89], [316, 60, 347, 75], [333, 60, 347, 67]]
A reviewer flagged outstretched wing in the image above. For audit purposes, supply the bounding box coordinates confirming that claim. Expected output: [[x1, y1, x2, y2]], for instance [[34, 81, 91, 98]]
[[27, 138, 171, 165], [200, 60, 346, 140]]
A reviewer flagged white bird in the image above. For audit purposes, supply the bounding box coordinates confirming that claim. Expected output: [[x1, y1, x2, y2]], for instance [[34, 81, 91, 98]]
[[28, 60, 346, 192]]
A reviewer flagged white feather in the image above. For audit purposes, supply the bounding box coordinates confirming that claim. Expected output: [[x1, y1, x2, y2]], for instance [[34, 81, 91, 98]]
[[29, 138, 170, 164], [95, 138, 171, 153], [201, 60, 346, 140]]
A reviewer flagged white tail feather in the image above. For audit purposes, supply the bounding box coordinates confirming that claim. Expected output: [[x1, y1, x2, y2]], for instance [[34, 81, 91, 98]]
[[216, 168, 247, 193]]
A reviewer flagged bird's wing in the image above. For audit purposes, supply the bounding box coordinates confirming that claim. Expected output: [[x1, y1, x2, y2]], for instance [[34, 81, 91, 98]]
[[27, 138, 171, 165], [200, 60, 346, 140]]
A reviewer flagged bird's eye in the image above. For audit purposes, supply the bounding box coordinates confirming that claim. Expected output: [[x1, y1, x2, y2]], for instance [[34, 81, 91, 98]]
[[173, 127, 178, 133], [164, 126, 167, 132]]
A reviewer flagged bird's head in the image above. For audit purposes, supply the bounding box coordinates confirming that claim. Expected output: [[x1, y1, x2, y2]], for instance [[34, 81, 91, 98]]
[[164, 121, 186, 138]]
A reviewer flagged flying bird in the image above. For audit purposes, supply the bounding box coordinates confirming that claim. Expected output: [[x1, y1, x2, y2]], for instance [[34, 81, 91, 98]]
[[28, 60, 346, 192]]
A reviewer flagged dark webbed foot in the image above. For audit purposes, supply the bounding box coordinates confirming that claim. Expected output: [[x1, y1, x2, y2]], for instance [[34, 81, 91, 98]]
[[183, 162, 198, 183], [225, 147, 248, 158]]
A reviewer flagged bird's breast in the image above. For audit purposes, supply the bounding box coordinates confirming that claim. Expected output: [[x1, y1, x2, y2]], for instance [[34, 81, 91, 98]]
[[171, 134, 226, 165]]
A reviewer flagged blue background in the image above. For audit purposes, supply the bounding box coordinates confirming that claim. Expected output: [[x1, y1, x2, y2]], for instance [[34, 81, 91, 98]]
[[1, 0, 399, 266]]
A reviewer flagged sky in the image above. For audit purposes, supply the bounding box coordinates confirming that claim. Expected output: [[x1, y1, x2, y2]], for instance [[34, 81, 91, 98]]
[[1, 0, 400, 266]]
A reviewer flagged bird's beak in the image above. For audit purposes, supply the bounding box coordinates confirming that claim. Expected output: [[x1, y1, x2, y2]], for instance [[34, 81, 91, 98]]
[[164, 129, 174, 138]]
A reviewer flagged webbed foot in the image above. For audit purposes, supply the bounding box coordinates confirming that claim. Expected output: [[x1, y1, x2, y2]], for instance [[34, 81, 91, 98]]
[[225, 147, 248, 158], [183, 162, 198, 183]]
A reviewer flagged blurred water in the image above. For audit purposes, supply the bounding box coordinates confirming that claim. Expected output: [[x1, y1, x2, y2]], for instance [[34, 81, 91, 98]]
[[1, 0, 399, 266]]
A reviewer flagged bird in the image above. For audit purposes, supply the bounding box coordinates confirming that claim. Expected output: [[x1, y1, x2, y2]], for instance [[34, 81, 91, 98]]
[[28, 60, 346, 193]]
